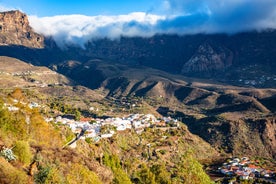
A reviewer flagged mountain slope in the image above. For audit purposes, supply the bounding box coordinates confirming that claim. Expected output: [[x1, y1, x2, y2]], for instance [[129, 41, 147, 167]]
[[0, 56, 219, 184], [56, 59, 276, 159], [0, 10, 275, 161]]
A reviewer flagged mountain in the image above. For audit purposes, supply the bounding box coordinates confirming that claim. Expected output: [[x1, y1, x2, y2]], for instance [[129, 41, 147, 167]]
[[0, 10, 275, 161], [0, 10, 276, 86], [181, 42, 233, 76], [0, 10, 44, 48]]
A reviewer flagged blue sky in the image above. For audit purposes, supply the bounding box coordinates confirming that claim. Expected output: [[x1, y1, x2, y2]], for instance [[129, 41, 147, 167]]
[[1, 0, 276, 47], [0, 0, 160, 16]]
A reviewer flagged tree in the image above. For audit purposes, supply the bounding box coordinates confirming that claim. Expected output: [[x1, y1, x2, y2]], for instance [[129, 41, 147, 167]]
[[103, 153, 132, 184], [66, 163, 102, 184], [13, 141, 32, 165], [136, 163, 156, 184], [0, 108, 28, 141], [35, 166, 51, 184], [29, 111, 62, 147], [174, 150, 213, 184], [9, 88, 26, 102], [151, 164, 171, 184], [74, 109, 81, 121], [35, 166, 64, 184], [0, 157, 28, 184]]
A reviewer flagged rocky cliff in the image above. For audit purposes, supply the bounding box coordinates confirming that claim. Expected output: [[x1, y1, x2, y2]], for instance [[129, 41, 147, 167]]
[[181, 43, 233, 76], [0, 10, 44, 48]]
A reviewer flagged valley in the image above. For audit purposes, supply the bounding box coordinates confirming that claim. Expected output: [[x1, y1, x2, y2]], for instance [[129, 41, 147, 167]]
[[0, 10, 275, 183]]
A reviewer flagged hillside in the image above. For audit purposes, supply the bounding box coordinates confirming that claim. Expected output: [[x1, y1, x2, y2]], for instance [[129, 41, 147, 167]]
[[57, 59, 276, 159], [76, 33, 276, 87], [0, 58, 218, 183], [0, 10, 275, 183]]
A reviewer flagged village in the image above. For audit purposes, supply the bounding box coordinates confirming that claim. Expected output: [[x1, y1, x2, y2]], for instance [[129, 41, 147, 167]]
[[215, 157, 276, 183], [3, 98, 179, 142], [50, 113, 179, 142]]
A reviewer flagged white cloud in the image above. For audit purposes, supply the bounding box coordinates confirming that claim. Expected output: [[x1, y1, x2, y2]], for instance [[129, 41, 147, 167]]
[[29, 13, 165, 48], [28, 0, 276, 48]]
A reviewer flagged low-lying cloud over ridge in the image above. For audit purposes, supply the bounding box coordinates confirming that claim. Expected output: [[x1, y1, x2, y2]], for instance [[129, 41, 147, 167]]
[[28, 0, 276, 47], [29, 13, 164, 48]]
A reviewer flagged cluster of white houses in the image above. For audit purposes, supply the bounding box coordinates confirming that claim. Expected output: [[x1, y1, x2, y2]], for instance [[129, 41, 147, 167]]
[[218, 157, 275, 180], [53, 114, 179, 141], [4, 100, 40, 111], [3, 99, 179, 141]]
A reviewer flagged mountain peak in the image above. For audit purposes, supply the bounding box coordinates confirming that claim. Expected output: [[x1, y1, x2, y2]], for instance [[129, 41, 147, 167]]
[[0, 10, 44, 48], [181, 42, 233, 76]]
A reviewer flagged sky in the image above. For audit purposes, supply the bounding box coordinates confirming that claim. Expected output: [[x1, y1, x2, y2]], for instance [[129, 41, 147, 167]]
[[1, 0, 276, 47], [0, 0, 160, 17]]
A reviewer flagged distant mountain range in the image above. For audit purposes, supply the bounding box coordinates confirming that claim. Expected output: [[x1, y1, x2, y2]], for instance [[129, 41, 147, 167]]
[[1, 11, 276, 85]]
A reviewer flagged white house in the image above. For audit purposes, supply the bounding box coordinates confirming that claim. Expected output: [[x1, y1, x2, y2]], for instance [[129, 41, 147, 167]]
[[7, 106, 19, 111]]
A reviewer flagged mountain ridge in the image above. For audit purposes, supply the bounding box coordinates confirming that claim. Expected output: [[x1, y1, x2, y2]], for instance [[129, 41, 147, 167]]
[[0, 10, 275, 87]]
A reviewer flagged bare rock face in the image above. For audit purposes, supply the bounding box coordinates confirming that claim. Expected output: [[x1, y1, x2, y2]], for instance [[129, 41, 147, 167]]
[[0, 10, 44, 48], [259, 118, 276, 158], [181, 42, 233, 76]]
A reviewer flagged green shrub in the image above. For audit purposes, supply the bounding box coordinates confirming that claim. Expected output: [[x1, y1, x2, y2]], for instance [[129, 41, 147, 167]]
[[173, 150, 213, 184], [135, 163, 156, 184], [13, 141, 32, 165], [44, 167, 64, 184], [0, 157, 28, 184], [35, 166, 51, 184], [0, 108, 28, 141], [151, 164, 171, 184], [85, 138, 92, 144], [103, 153, 132, 184], [66, 163, 102, 184]]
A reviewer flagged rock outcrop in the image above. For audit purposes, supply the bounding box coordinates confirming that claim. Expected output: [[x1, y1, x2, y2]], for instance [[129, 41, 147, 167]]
[[181, 42, 233, 76], [0, 10, 44, 48]]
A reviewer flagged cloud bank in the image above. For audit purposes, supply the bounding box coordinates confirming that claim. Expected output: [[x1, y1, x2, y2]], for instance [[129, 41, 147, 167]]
[[28, 0, 276, 47], [29, 13, 165, 48]]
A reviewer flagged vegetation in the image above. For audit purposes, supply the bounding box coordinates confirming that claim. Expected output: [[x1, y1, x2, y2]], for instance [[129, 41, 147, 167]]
[[0, 157, 29, 184], [49, 98, 82, 120], [151, 163, 171, 184], [0, 22, 276, 183], [0, 90, 216, 184], [66, 163, 102, 184], [0, 147, 16, 161], [13, 140, 32, 165], [172, 151, 214, 184], [103, 153, 132, 184]]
